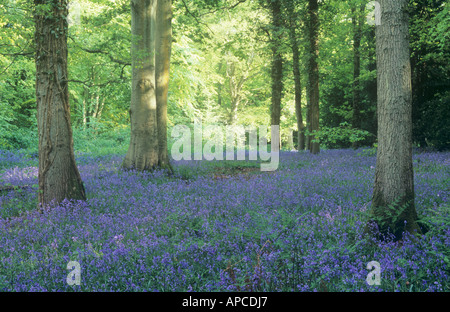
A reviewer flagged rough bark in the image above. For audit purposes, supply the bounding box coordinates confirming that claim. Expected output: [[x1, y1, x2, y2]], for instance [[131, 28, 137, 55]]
[[156, 0, 172, 169], [34, 0, 86, 207], [307, 0, 320, 154], [123, 0, 159, 171], [367, 0, 422, 241]]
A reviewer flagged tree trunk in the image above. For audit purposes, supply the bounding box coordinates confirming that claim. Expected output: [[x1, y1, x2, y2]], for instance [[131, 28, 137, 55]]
[[123, 0, 159, 171], [288, 13, 305, 151], [217, 62, 223, 107], [352, 4, 363, 149], [226, 56, 251, 125], [82, 89, 87, 128], [156, 0, 172, 169], [34, 0, 86, 207], [367, 0, 421, 241], [270, 0, 283, 147], [307, 0, 320, 154], [269, 0, 283, 127], [305, 90, 311, 150], [228, 98, 240, 125], [367, 28, 378, 145]]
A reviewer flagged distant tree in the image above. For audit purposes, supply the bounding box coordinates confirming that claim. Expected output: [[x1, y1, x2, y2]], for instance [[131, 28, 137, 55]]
[[365, 27, 377, 146], [269, 0, 283, 140], [410, 0, 450, 151], [34, 0, 86, 207], [367, 0, 422, 240], [286, 0, 305, 151], [306, 0, 319, 154], [225, 53, 254, 125], [351, 3, 364, 149]]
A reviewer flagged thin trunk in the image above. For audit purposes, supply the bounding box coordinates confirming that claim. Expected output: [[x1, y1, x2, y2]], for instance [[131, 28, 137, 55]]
[[305, 88, 311, 150], [96, 98, 104, 120], [227, 60, 237, 124], [270, 0, 283, 147], [228, 98, 240, 125], [82, 88, 87, 128], [34, 0, 86, 207], [123, 0, 159, 171], [289, 14, 305, 151], [217, 62, 223, 107], [86, 91, 93, 127], [156, 0, 172, 169], [307, 0, 320, 154], [288, 128, 294, 150], [87, 70, 95, 126], [226, 59, 249, 125], [352, 4, 363, 149], [367, 28, 377, 144], [93, 92, 100, 119], [367, 0, 421, 241]]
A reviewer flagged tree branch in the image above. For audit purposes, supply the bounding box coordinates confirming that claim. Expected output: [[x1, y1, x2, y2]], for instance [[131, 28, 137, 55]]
[[198, 0, 247, 17], [67, 78, 124, 88], [180, 0, 214, 33], [68, 36, 131, 66]]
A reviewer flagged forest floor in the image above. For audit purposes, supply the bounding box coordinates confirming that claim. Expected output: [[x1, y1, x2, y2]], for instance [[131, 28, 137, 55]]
[[0, 148, 449, 291]]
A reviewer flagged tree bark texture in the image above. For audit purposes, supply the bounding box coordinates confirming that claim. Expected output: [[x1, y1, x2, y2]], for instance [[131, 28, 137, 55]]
[[34, 0, 86, 207], [369, 0, 421, 240]]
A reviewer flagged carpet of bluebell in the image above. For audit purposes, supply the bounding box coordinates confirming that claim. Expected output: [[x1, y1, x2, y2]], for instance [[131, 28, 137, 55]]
[[0, 148, 449, 292]]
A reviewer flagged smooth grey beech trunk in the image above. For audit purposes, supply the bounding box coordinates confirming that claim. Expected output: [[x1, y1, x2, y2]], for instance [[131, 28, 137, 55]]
[[124, 0, 159, 171], [156, 0, 172, 169], [124, 0, 172, 172], [368, 0, 422, 240], [34, 0, 86, 207]]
